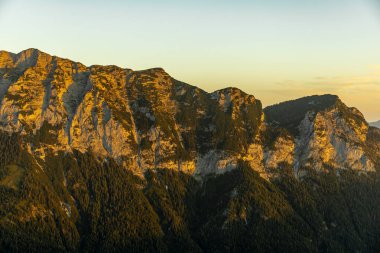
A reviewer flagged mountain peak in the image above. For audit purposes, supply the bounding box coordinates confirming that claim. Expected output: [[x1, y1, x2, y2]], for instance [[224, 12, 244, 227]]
[[266, 94, 339, 111], [264, 94, 340, 129], [15, 48, 52, 62], [212, 87, 250, 97], [211, 87, 256, 103], [17, 47, 44, 56], [0, 48, 53, 70]]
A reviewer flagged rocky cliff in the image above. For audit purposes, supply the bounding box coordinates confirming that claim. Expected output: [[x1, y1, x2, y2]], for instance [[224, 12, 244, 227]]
[[0, 49, 262, 176], [264, 95, 377, 176], [0, 49, 378, 178]]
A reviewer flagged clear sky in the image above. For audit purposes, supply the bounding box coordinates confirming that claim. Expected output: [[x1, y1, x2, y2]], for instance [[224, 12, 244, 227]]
[[1, 0, 379, 121]]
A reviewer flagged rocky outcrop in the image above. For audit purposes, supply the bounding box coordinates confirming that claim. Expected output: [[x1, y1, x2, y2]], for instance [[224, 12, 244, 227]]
[[264, 95, 377, 176]]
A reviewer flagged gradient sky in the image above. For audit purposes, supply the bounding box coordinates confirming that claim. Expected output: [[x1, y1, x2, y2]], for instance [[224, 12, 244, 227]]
[[1, 0, 379, 121]]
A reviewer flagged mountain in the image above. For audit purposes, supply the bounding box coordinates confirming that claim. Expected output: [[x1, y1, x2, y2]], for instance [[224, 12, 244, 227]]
[[370, 120, 380, 129], [1, 49, 380, 252], [264, 95, 377, 174], [0, 48, 262, 176], [1, 49, 377, 177]]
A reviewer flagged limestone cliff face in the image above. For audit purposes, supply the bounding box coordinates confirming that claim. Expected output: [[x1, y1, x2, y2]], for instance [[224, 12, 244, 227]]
[[0, 49, 378, 177], [264, 95, 378, 176], [0, 49, 262, 176]]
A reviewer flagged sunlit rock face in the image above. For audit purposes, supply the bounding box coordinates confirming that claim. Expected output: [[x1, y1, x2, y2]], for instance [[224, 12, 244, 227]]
[[0, 49, 263, 176], [0, 49, 378, 177], [264, 95, 377, 176]]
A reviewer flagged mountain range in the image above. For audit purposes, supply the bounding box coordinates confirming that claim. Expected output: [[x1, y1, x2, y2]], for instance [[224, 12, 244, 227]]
[[0, 49, 380, 252], [370, 120, 380, 129]]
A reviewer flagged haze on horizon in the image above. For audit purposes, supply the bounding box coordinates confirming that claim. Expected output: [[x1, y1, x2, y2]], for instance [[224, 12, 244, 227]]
[[0, 0, 379, 121]]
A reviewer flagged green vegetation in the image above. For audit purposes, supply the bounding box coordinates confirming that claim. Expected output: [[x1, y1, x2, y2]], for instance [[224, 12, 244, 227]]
[[0, 165, 24, 190], [366, 127, 380, 167], [264, 94, 339, 135], [1, 132, 380, 252]]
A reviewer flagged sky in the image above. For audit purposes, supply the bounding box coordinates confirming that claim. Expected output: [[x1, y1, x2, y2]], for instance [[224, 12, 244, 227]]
[[0, 0, 379, 121]]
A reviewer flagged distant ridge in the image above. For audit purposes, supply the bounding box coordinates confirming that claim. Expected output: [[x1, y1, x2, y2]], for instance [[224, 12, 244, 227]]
[[370, 120, 380, 128]]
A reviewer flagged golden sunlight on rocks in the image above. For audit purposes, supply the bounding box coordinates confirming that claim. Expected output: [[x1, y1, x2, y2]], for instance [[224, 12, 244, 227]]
[[0, 49, 378, 178]]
